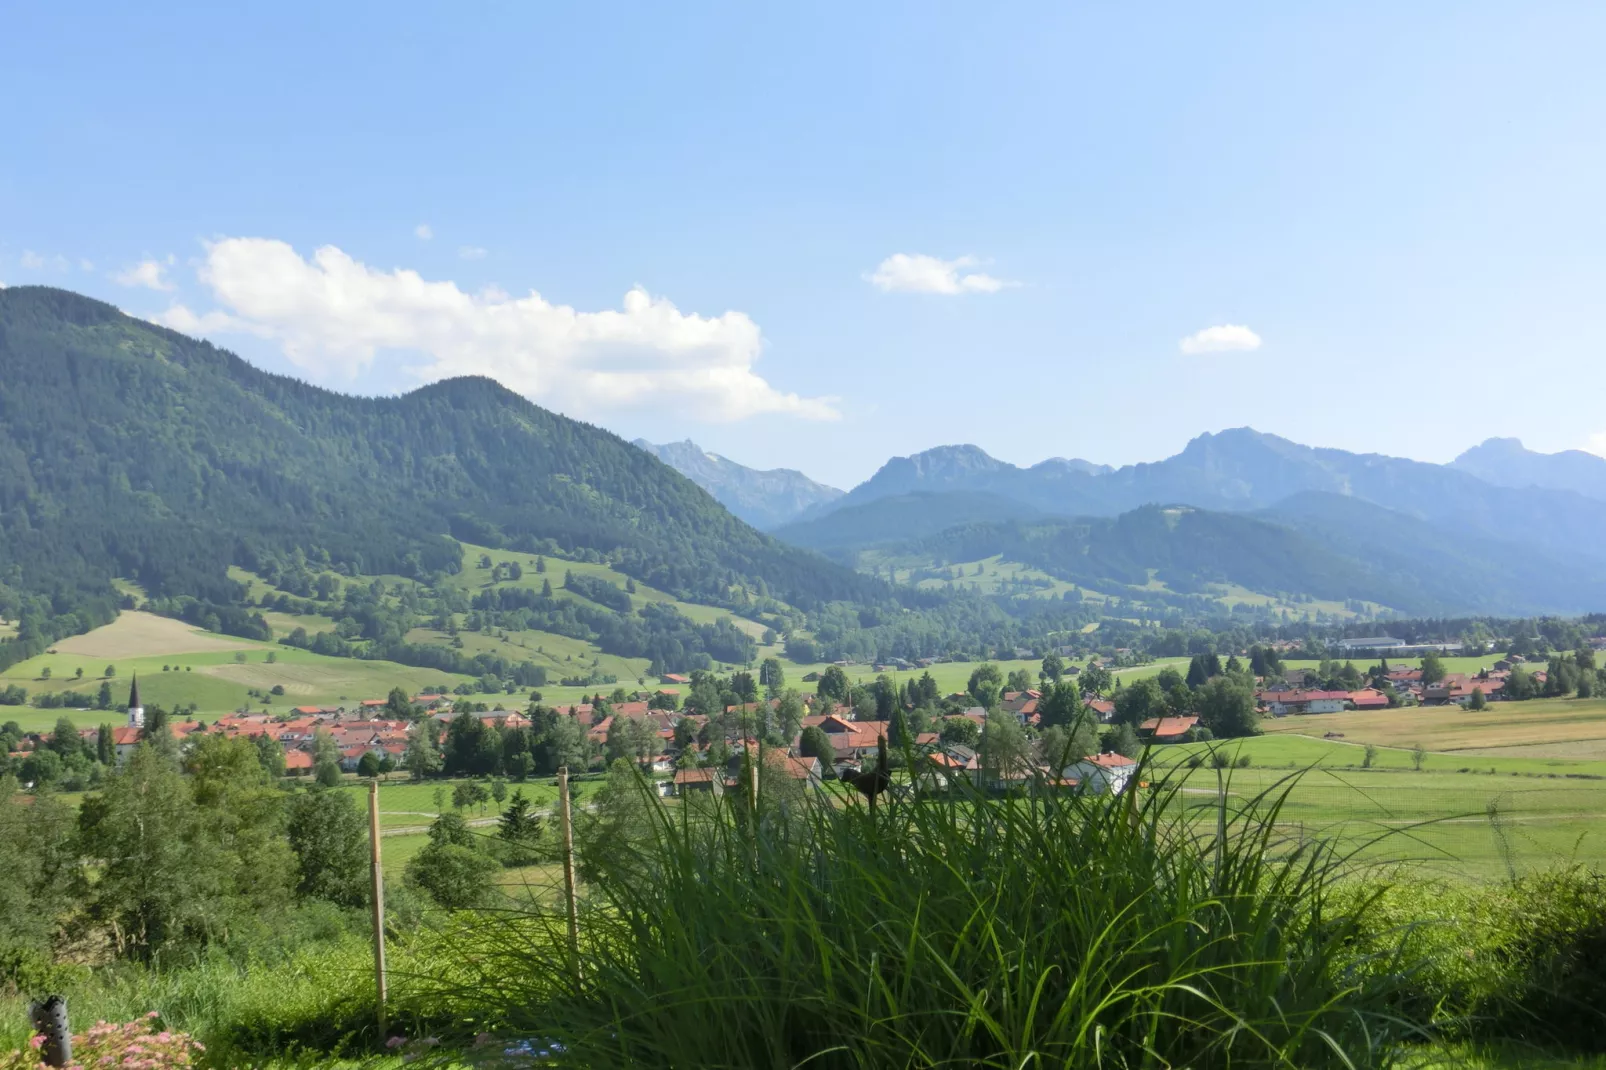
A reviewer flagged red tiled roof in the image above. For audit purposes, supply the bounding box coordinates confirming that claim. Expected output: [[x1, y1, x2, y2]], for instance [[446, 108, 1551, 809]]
[[1081, 753, 1137, 769], [673, 767, 718, 784], [1139, 715, 1199, 738]]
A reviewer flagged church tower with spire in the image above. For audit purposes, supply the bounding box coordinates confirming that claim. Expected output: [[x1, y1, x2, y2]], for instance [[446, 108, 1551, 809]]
[[127, 675, 144, 730]]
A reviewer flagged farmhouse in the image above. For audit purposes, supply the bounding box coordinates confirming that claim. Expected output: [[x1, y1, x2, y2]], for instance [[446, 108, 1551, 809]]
[[1062, 753, 1138, 795], [1138, 715, 1199, 742], [1347, 688, 1390, 710], [670, 767, 722, 795], [1258, 689, 1350, 715]]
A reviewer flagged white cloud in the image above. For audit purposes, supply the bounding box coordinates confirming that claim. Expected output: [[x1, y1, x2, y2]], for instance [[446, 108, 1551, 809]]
[[114, 256, 176, 291], [1179, 324, 1263, 354], [866, 253, 1014, 295], [154, 237, 838, 423], [459, 246, 487, 260], [79, 259, 95, 272], [414, 224, 433, 241], [1584, 433, 1606, 458], [19, 251, 70, 272]]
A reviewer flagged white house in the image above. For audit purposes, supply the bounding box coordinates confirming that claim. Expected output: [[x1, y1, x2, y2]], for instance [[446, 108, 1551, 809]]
[[1259, 689, 1350, 716], [1063, 753, 1138, 795]]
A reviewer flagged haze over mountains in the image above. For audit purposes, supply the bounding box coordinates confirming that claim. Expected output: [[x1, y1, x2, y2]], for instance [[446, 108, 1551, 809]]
[[632, 439, 843, 529], [8, 284, 1606, 623], [741, 432, 1606, 616]]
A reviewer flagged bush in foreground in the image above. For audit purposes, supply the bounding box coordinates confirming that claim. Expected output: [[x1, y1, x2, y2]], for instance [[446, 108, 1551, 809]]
[[453, 766, 1425, 1068]]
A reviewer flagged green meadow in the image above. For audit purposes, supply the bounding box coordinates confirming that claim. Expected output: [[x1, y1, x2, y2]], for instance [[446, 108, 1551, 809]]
[[1145, 734, 1606, 879]]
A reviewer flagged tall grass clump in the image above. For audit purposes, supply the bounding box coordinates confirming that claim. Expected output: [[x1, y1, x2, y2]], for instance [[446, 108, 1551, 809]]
[[1358, 867, 1606, 1053], [459, 763, 1424, 1069]]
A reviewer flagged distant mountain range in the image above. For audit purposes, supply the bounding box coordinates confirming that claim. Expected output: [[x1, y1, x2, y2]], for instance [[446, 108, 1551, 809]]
[[761, 430, 1606, 616], [1451, 436, 1606, 502], [633, 439, 843, 529], [10, 284, 1603, 625]]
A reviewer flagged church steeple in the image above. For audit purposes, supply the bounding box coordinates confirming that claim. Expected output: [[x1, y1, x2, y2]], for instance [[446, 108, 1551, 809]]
[[127, 675, 144, 729]]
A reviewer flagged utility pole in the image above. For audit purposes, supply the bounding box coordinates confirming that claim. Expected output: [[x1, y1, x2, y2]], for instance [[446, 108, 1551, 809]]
[[368, 780, 388, 1038], [558, 766, 581, 979]]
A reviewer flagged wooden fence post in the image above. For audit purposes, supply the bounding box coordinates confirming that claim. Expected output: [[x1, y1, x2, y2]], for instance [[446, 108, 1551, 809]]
[[28, 996, 71, 1068], [558, 767, 581, 979], [369, 780, 388, 1038]]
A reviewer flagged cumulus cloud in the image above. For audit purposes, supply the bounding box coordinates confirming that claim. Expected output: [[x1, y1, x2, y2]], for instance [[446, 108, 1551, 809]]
[[1585, 433, 1606, 458], [114, 256, 176, 291], [153, 237, 837, 422], [1179, 324, 1262, 354], [414, 224, 433, 240], [459, 246, 487, 260], [866, 253, 1014, 294]]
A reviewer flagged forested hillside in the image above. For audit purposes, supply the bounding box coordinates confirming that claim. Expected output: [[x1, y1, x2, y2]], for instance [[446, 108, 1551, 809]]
[[0, 287, 878, 663], [857, 506, 1417, 607]]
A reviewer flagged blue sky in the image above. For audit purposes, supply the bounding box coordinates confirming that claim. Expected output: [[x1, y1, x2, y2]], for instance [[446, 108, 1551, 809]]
[[4, 2, 1605, 489]]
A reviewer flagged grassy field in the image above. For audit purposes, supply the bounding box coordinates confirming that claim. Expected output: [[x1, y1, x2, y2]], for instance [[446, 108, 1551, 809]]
[[1262, 697, 1606, 756], [0, 612, 479, 727], [1281, 655, 1514, 677], [1145, 733, 1606, 879], [337, 777, 568, 831]]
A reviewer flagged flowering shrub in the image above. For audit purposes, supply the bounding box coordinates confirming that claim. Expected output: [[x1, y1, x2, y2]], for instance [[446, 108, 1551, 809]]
[[0, 1013, 204, 1069]]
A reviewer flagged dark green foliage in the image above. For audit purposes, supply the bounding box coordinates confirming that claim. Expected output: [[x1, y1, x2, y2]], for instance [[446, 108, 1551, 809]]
[[1100, 722, 1141, 758], [798, 725, 834, 763], [285, 788, 369, 908], [0, 777, 76, 967], [1113, 677, 1163, 727], [1364, 868, 1606, 1053], [564, 572, 632, 613], [405, 813, 499, 909], [939, 716, 980, 746], [75, 745, 230, 959], [967, 663, 1003, 708], [1197, 674, 1261, 738]]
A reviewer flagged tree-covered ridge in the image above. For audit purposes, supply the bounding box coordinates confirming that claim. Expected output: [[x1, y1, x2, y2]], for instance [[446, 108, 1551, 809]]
[[834, 506, 1408, 606], [0, 287, 881, 650]]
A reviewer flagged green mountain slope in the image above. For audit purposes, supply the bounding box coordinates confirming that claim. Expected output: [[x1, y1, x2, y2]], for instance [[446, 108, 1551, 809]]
[[871, 506, 1423, 610], [1258, 492, 1606, 616], [0, 287, 877, 630]]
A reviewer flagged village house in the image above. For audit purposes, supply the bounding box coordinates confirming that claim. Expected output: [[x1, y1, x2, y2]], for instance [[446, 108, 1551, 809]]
[[1258, 689, 1350, 715], [1347, 688, 1390, 710], [1062, 753, 1139, 795], [669, 767, 722, 795], [1138, 715, 1199, 742]]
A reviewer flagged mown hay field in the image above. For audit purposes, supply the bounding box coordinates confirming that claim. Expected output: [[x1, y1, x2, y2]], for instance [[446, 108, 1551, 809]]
[[1263, 698, 1606, 754]]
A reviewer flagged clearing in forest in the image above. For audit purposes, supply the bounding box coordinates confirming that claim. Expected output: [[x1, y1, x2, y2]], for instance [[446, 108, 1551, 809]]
[[51, 611, 254, 658]]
